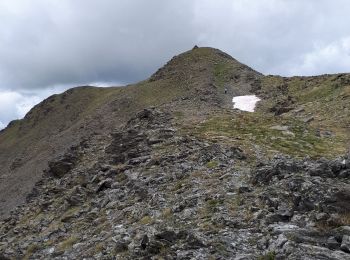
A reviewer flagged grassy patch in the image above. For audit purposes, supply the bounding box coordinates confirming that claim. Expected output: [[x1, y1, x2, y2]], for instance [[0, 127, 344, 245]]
[[296, 81, 342, 103], [173, 111, 185, 120], [204, 199, 224, 215], [60, 206, 80, 222], [161, 208, 173, 219], [316, 212, 350, 231], [23, 244, 41, 260], [259, 251, 276, 260], [214, 63, 231, 88], [192, 112, 347, 158], [92, 243, 105, 255], [206, 160, 219, 168], [139, 215, 153, 225], [259, 75, 350, 134], [57, 236, 79, 252]]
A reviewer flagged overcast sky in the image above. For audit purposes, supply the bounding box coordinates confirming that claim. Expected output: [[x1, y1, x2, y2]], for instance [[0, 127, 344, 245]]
[[1, 0, 350, 129]]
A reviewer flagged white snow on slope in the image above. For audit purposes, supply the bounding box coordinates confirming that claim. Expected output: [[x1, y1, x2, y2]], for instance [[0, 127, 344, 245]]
[[232, 95, 261, 112]]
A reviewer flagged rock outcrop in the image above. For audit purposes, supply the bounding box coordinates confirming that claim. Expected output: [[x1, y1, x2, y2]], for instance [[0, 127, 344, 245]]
[[0, 108, 349, 259]]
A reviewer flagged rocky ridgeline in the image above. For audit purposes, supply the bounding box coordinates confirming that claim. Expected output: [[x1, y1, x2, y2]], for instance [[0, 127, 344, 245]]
[[248, 155, 350, 259], [0, 109, 350, 259]]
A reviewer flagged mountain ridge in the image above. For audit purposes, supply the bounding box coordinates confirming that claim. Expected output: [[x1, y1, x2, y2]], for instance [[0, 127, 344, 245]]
[[0, 47, 350, 259], [0, 47, 264, 220]]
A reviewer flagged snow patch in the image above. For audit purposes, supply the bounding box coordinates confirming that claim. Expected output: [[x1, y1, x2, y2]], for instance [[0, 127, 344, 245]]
[[232, 95, 261, 112]]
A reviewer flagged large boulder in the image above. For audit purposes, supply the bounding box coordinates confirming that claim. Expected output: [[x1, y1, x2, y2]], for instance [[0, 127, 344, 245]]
[[47, 152, 78, 178]]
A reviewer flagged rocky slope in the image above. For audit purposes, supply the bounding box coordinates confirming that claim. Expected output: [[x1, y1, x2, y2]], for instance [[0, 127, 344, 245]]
[[0, 47, 350, 259], [0, 47, 261, 219]]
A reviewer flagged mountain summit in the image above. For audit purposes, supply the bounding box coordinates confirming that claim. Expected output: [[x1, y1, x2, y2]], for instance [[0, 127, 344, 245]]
[[0, 47, 350, 259], [0, 47, 263, 220]]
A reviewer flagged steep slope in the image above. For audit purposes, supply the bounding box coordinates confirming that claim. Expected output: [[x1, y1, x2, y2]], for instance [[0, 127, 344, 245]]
[[0, 86, 121, 219], [0, 47, 261, 219], [0, 47, 350, 259]]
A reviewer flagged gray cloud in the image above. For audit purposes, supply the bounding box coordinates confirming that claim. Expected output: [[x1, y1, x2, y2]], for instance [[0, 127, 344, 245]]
[[0, 0, 197, 89], [194, 0, 350, 76], [0, 0, 350, 128], [1, 0, 350, 90]]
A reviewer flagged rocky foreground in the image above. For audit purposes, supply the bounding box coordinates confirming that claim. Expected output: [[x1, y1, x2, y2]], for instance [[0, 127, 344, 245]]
[[1, 108, 350, 259]]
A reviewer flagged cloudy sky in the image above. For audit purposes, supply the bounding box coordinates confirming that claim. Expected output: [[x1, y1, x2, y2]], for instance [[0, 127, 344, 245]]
[[1, 0, 350, 129]]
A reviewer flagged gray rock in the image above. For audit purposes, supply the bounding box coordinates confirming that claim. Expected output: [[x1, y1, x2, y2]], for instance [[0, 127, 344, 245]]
[[336, 226, 350, 236], [155, 230, 178, 243], [308, 162, 334, 178], [341, 235, 350, 253], [234, 254, 256, 260], [47, 153, 77, 178], [303, 116, 314, 123], [256, 237, 269, 250], [140, 234, 149, 250], [345, 159, 350, 169], [276, 205, 293, 220], [287, 243, 350, 259], [326, 236, 339, 250], [96, 178, 113, 192], [315, 212, 329, 221], [270, 125, 290, 131], [114, 241, 129, 253], [265, 213, 285, 224], [270, 234, 288, 250], [238, 185, 252, 194], [339, 169, 350, 178], [294, 107, 305, 114]]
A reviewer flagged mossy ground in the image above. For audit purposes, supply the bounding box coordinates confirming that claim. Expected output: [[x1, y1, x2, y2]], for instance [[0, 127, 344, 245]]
[[259, 75, 350, 130], [188, 111, 348, 159]]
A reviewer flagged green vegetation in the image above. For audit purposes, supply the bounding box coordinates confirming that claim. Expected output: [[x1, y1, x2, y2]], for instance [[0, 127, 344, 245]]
[[139, 215, 153, 225], [192, 112, 347, 158], [259, 75, 350, 130], [161, 208, 173, 219], [23, 244, 41, 260], [92, 243, 105, 255], [173, 111, 185, 120], [259, 251, 276, 260], [214, 62, 231, 88], [57, 236, 79, 252], [204, 199, 224, 214], [206, 160, 219, 168], [60, 207, 80, 222], [316, 212, 350, 231]]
